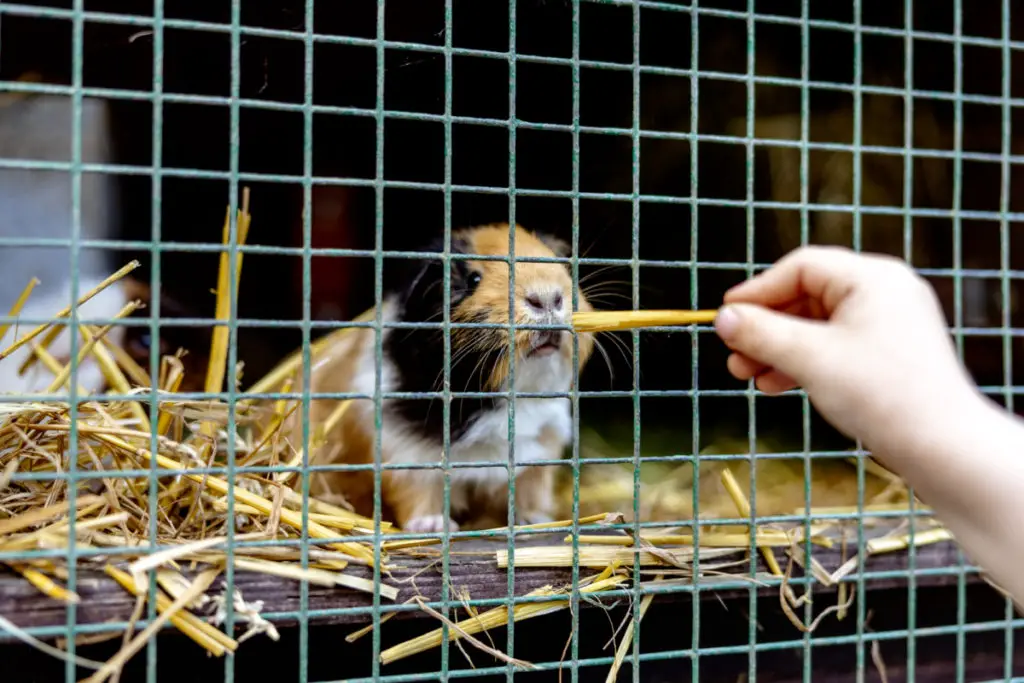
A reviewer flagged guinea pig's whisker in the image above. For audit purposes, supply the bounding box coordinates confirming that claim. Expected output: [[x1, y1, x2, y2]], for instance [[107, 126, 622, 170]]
[[580, 284, 632, 300], [582, 293, 632, 306], [465, 352, 493, 395], [428, 344, 479, 394], [418, 279, 444, 302], [581, 278, 632, 290], [590, 337, 616, 386], [578, 266, 626, 286], [423, 344, 483, 426], [581, 285, 632, 299], [598, 330, 633, 370], [455, 348, 505, 426]]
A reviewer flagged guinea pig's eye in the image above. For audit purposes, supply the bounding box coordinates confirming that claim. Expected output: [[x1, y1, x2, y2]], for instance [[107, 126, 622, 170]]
[[466, 271, 482, 291]]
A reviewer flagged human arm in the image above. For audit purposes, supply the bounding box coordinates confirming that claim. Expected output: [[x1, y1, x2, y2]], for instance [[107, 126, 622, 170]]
[[713, 245, 1024, 606]]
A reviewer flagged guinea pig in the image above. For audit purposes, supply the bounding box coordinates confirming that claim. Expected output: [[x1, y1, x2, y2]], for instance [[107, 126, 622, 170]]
[[287, 223, 596, 533]]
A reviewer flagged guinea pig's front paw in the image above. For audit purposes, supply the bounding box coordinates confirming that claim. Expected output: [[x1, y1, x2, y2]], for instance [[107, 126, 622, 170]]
[[403, 514, 459, 534]]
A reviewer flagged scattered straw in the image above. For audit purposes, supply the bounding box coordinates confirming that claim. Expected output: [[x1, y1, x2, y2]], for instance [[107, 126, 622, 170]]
[[384, 513, 615, 552], [498, 546, 701, 569], [346, 598, 414, 643], [604, 573, 662, 683], [84, 567, 223, 683], [719, 467, 786, 580], [13, 565, 79, 604], [44, 299, 142, 394], [564, 531, 832, 549], [276, 398, 352, 486], [380, 576, 629, 665], [0, 611, 107, 671], [205, 188, 252, 398], [3, 259, 140, 366], [866, 527, 953, 555], [104, 565, 235, 656], [0, 277, 39, 342], [777, 556, 856, 633], [411, 596, 537, 670]]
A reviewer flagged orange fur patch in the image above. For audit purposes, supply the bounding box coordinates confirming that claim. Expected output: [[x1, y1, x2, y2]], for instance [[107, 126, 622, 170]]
[[450, 223, 594, 391]]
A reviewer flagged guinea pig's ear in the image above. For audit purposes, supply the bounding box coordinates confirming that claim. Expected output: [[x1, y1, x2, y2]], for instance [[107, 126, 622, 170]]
[[535, 232, 571, 258]]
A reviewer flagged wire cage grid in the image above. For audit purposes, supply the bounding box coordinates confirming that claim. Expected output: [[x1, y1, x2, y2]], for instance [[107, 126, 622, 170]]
[[0, 1, 1018, 683]]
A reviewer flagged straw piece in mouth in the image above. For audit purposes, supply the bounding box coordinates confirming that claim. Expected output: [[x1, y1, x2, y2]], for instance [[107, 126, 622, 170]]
[[571, 309, 719, 332]]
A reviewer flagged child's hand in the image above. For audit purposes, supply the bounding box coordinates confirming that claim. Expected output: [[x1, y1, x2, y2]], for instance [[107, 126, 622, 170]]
[[715, 247, 1024, 611], [713, 245, 977, 454]]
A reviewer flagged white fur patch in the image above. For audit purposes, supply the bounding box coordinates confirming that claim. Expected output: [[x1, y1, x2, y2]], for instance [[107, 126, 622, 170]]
[[351, 298, 574, 490]]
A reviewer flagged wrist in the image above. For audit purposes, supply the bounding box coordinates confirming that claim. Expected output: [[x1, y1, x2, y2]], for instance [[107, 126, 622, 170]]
[[863, 373, 988, 480], [877, 383, 1022, 520]]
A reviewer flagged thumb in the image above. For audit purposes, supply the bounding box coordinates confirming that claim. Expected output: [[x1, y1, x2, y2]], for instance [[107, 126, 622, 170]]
[[714, 303, 831, 380]]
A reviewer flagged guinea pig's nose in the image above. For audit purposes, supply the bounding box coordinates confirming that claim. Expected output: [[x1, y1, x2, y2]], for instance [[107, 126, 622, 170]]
[[525, 291, 564, 312]]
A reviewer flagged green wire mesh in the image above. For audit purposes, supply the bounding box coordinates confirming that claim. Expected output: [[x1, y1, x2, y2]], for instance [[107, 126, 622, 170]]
[[0, 1, 1020, 683]]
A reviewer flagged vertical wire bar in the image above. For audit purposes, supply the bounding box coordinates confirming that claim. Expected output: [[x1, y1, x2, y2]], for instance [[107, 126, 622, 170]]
[[951, 1, 967, 680], [220, 2, 243, 679], [64, 1, 85, 680], [628, 2, 643, 682], [222, 3, 244, 681], [146, 0, 166, 677], [688, 2, 701, 681], [370, 0, 387, 678], [851, 2, 867, 681], [743, 4, 758, 680], [440, 0, 455, 677], [902, 1, 918, 681], [504, 1, 519, 676], [298, 1, 315, 681], [999, 0, 1016, 677], [569, 2, 583, 682], [798, 1, 813, 679], [623, 0, 643, 675]]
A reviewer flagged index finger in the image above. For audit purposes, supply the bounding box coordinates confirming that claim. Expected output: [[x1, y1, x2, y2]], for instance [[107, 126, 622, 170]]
[[723, 245, 868, 310]]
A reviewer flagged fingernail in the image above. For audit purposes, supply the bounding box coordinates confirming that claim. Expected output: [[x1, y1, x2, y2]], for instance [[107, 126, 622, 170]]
[[714, 306, 739, 341]]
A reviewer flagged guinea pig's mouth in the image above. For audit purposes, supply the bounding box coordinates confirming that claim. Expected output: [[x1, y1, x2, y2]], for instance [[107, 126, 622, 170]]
[[527, 330, 562, 357]]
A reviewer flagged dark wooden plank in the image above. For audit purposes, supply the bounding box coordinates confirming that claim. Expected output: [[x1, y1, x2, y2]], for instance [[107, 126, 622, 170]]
[[0, 534, 977, 638]]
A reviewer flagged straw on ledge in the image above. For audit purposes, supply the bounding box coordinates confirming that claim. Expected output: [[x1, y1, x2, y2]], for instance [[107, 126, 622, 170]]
[[0, 200, 954, 678]]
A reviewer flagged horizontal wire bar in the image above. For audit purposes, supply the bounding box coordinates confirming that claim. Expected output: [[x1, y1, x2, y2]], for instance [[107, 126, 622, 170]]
[[3, 1, 1023, 58], [7, 452, 884, 481], [0, 451, 881, 481], [1, 157, 1022, 220], [1, 81, 1023, 167], [7, 310, 1024, 334], [0, 507, 939, 561], [0, 80, 1021, 163], [0, 236, 1021, 282], [7, 383, 1024, 404], [4, 578, 1008, 654]]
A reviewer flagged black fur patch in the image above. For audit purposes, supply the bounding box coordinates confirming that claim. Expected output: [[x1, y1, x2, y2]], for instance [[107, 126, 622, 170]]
[[384, 234, 504, 443]]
